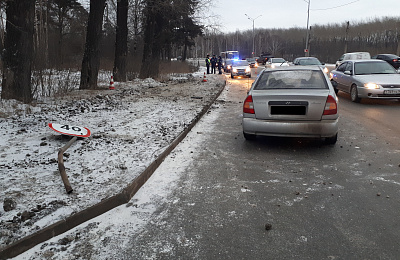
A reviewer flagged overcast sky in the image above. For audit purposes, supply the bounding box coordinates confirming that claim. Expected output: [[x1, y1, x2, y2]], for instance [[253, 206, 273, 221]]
[[211, 0, 400, 33]]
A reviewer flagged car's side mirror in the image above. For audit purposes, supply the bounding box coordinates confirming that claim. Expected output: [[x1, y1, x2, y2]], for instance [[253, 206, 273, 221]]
[[344, 70, 352, 75], [321, 63, 325, 65]]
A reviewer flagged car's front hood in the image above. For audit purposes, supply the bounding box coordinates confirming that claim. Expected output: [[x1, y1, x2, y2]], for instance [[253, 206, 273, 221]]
[[353, 74, 400, 84], [233, 66, 250, 69]]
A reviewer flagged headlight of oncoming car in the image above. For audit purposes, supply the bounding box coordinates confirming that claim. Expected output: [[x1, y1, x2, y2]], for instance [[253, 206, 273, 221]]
[[233, 68, 238, 73], [323, 67, 329, 74], [364, 83, 381, 89], [245, 67, 251, 72]]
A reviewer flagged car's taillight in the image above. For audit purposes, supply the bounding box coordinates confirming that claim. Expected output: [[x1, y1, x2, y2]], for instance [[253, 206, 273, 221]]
[[393, 59, 398, 62], [323, 95, 337, 115], [243, 95, 255, 114]]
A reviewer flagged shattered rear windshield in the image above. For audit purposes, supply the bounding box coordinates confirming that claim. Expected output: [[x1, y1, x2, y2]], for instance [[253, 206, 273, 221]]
[[254, 70, 328, 90]]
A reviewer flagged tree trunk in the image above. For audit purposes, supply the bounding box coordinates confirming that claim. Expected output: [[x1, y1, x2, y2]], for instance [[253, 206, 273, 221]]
[[113, 0, 128, 82], [139, 0, 163, 79], [1, 0, 35, 103], [183, 39, 188, 61], [80, 0, 106, 90]]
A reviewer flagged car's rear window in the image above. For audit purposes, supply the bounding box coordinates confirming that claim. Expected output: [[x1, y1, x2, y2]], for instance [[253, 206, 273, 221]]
[[254, 70, 328, 90], [298, 59, 321, 65]]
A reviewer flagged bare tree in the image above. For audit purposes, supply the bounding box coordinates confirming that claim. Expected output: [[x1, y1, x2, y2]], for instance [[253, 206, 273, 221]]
[[113, 0, 128, 82], [139, 0, 165, 79], [80, 0, 106, 90], [1, 0, 35, 103]]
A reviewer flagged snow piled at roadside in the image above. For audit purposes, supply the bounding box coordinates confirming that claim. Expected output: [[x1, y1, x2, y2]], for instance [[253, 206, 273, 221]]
[[0, 68, 225, 249], [15, 101, 225, 259]]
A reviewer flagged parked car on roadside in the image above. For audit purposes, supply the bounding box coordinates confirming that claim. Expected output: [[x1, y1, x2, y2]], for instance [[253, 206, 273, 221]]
[[292, 57, 329, 73], [231, 60, 251, 78], [335, 52, 370, 68], [242, 66, 339, 144], [330, 59, 400, 102], [265, 58, 289, 68], [371, 54, 400, 69]]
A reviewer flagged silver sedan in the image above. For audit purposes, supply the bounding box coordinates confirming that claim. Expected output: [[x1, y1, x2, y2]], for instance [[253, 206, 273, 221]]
[[242, 66, 339, 144], [330, 59, 400, 102]]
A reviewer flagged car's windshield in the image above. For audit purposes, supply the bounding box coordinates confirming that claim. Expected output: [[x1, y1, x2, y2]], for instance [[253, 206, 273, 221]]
[[298, 58, 322, 65], [233, 60, 250, 66], [271, 58, 286, 63], [354, 61, 397, 75], [254, 70, 328, 90]]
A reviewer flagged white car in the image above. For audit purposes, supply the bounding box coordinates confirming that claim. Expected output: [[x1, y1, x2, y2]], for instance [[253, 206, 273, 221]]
[[293, 57, 329, 74], [231, 60, 251, 78], [265, 58, 289, 68], [335, 52, 370, 68]]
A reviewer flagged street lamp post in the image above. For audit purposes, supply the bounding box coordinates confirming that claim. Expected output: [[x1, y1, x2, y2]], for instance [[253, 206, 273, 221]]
[[305, 0, 311, 57], [245, 14, 262, 58]]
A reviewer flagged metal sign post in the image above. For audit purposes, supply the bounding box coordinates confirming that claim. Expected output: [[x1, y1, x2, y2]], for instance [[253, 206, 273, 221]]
[[48, 123, 91, 194]]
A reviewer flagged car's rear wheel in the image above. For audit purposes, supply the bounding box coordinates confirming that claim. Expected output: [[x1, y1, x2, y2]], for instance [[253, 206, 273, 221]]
[[324, 133, 337, 145], [243, 132, 256, 140], [350, 85, 361, 103]]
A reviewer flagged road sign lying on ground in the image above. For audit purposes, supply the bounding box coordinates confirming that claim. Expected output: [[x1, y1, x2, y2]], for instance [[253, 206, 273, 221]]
[[48, 123, 91, 138]]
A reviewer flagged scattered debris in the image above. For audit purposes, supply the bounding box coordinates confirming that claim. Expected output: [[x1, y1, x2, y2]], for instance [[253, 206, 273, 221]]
[[265, 223, 272, 231]]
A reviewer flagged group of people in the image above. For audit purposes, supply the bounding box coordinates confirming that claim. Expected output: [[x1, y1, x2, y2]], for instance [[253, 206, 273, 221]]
[[205, 54, 223, 74]]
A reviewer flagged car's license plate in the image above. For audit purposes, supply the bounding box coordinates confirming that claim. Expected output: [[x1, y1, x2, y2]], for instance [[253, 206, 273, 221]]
[[384, 90, 400, 94]]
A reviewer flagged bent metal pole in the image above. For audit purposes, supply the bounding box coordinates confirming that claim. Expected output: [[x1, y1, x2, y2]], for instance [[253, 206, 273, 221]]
[[58, 136, 78, 194]]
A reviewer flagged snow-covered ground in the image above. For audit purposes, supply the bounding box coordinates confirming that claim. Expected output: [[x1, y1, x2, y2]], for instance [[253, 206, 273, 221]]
[[14, 84, 231, 259], [0, 67, 226, 253]]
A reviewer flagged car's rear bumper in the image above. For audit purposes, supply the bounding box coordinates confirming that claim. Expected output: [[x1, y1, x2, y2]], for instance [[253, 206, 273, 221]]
[[242, 117, 338, 138]]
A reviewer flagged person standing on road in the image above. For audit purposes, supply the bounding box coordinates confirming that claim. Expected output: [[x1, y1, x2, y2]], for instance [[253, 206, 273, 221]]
[[211, 54, 217, 74], [205, 54, 211, 74], [218, 56, 223, 74]]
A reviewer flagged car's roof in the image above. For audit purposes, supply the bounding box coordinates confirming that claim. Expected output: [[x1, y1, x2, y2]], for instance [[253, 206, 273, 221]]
[[345, 59, 386, 63], [295, 57, 320, 60], [265, 65, 322, 72], [376, 54, 399, 57], [344, 52, 370, 55]]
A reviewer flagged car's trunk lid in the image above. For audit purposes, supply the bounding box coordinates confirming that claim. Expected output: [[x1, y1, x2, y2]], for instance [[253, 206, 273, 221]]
[[252, 89, 330, 121]]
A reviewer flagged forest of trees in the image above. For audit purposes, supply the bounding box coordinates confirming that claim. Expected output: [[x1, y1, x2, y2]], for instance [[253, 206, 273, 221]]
[[200, 17, 400, 64], [0, 0, 399, 103]]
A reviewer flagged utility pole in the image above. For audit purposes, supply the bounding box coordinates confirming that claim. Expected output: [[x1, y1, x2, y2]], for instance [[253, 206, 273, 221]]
[[344, 21, 350, 53], [396, 26, 400, 56], [245, 14, 262, 57], [305, 0, 310, 57]]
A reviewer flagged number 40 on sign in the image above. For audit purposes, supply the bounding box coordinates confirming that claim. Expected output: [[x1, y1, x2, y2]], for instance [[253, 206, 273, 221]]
[[48, 123, 91, 138]]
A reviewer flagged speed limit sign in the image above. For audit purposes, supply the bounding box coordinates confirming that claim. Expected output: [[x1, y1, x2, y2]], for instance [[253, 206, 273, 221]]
[[48, 123, 91, 138]]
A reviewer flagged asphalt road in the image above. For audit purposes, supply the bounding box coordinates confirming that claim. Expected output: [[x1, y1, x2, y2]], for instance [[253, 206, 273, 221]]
[[118, 73, 400, 260], [24, 71, 399, 259]]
